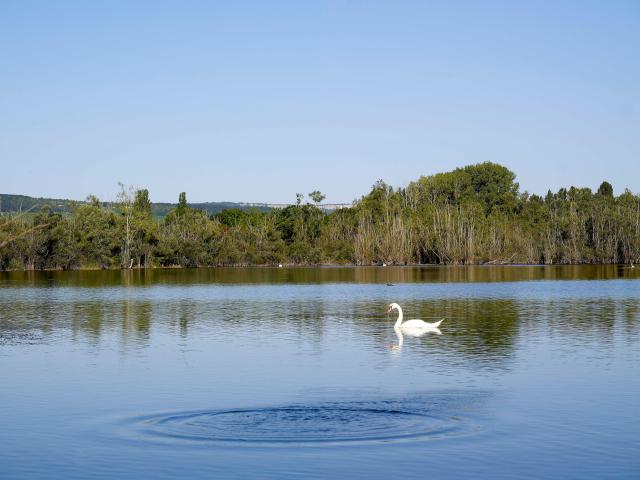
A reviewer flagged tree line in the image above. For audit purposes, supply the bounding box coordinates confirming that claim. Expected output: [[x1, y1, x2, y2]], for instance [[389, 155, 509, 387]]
[[1, 163, 639, 270]]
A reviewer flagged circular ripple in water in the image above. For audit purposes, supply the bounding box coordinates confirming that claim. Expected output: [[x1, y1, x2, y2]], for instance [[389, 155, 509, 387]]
[[126, 395, 483, 446]]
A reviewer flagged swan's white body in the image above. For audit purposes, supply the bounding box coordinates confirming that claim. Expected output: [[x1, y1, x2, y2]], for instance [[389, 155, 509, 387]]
[[387, 303, 443, 334]]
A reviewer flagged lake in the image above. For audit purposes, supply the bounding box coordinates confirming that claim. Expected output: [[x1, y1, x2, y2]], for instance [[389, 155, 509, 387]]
[[1, 266, 639, 479]]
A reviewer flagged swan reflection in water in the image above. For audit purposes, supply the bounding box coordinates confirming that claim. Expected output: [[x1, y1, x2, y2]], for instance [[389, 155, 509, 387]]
[[389, 328, 442, 353]]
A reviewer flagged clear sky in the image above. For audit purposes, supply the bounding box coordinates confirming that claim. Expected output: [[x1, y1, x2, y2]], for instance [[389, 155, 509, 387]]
[[1, 1, 638, 204]]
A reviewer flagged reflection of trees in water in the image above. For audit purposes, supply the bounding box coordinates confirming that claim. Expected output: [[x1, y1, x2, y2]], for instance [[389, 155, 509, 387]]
[[179, 307, 189, 339], [0, 290, 66, 344], [283, 301, 326, 347], [71, 301, 103, 345], [621, 301, 640, 343], [165, 300, 198, 340], [352, 264, 640, 284], [160, 298, 329, 347], [1, 291, 638, 361], [0, 303, 43, 345], [71, 299, 153, 348], [3, 265, 640, 288], [440, 299, 520, 366], [0, 298, 154, 347], [216, 299, 328, 349], [536, 299, 616, 337], [522, 298, 640, 344]]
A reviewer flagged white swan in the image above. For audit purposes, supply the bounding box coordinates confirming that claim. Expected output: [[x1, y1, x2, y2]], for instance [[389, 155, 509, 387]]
[[387, 303, 444, 335]]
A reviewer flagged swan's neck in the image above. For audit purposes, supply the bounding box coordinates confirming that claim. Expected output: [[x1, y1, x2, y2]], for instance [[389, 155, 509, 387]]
[[394, 306, 403, 328]]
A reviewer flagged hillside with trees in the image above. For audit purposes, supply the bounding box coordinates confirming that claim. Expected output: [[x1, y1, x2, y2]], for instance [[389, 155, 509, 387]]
[[0, 194, 273, 218], [1, 163, 638, 270]]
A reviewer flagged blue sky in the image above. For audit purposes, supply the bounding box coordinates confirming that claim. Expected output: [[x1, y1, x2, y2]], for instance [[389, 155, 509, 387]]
[[1, 1, 638, 203]]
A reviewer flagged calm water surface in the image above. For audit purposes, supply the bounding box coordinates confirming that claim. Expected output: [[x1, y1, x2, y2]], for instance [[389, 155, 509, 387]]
[[1, 266, 639, 479]]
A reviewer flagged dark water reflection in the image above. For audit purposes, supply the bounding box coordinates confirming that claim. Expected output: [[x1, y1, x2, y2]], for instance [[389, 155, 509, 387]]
[[2, 264, 639, 287], [0, 267, 639, 479]]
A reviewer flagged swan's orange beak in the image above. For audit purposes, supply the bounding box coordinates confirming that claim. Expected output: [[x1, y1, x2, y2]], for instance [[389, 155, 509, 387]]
[[386, 305, 392, 313]]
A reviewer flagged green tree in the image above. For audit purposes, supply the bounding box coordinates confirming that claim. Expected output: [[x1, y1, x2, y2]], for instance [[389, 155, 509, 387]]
[[309, 190, 326, 205], [72, 197, 117, 268], [177, 192, 187, 216], [597, 181, 613, 197], [131, 189, 156, 267]]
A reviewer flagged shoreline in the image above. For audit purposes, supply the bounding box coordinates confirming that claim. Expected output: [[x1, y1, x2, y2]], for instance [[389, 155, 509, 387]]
[[1, 262, 636, 273]]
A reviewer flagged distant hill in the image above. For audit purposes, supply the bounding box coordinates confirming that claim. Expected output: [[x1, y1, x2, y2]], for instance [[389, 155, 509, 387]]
[[0, 193, 274, 217], [0, 193, 349, 217], [0, 194, 74, 214]]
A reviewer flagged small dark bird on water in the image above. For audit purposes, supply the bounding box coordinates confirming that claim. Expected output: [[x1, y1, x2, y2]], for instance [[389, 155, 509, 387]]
[[386, 283, 395, 286]]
